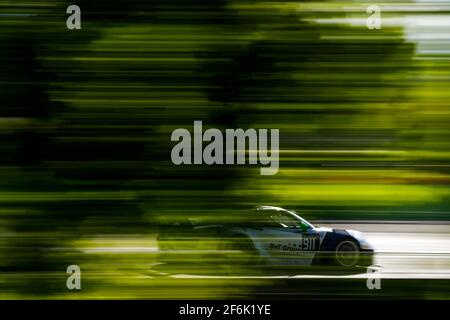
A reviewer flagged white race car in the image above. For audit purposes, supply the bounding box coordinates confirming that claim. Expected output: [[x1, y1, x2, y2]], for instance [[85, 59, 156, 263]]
[[157, 206, 374, 270]]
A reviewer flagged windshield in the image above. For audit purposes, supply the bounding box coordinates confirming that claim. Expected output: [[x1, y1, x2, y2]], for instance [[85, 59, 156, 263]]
[[285, 209, 315, 229]]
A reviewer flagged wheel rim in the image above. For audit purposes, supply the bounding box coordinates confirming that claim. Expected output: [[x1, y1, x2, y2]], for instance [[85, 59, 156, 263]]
[[336, 241, 359, 267]]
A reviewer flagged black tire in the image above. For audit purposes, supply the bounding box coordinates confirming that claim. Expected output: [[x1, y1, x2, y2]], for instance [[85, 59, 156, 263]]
[[334, 239, 360, 267], [220, 235, 258, 266]]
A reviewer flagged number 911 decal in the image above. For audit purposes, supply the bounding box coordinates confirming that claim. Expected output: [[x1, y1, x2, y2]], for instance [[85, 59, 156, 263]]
[[269, 236, 319, 253]]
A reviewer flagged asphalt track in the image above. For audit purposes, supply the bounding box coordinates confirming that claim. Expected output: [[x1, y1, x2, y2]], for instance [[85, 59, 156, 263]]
[[322, 222, 450, 279]]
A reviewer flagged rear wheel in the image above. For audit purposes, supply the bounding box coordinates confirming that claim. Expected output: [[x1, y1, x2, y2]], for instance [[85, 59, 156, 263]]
[[220, 236, 258, 266]]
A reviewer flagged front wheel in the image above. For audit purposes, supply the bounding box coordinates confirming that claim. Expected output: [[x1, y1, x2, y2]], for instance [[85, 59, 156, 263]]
[[335, 240, 360, 267]]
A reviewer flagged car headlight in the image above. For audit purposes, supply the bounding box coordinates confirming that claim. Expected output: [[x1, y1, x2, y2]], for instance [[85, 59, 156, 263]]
[[359, 240, 373, 250], [347, 230, 374, 250]]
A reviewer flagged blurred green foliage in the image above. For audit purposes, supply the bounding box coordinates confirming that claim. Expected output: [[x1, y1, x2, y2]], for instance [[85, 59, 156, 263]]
[[0, 0, 449, 298]]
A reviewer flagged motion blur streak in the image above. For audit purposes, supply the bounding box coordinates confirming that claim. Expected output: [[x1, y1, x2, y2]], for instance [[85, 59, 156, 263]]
[[0, 1, 449, 298]]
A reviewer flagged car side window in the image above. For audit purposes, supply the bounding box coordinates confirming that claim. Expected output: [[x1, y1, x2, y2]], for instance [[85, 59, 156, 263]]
[[253, 209, 301, 229], [246, 214, 278, 228], [269, 212, 299, 228]]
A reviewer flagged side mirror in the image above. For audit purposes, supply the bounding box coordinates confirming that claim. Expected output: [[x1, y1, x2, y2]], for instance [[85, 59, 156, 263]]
[[299, 223, 309, 232]]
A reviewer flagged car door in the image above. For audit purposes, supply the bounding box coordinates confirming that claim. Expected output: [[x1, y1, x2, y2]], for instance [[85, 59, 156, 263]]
[[250, 209, 320, 265]]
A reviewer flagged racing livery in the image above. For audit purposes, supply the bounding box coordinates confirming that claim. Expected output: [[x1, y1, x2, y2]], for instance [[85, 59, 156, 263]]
[[157, 206, 374, 269]]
